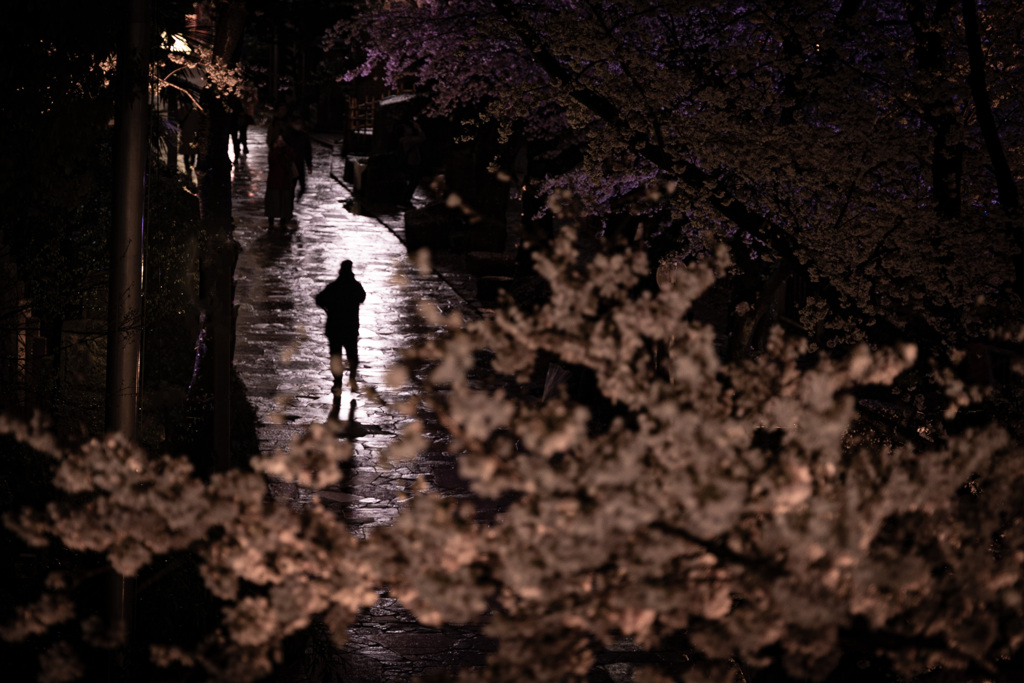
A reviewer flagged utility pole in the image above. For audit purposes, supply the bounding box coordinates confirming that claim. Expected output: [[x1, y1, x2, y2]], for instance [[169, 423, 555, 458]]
[[106, 0, 147, 677], [107, 0, 148, 438]]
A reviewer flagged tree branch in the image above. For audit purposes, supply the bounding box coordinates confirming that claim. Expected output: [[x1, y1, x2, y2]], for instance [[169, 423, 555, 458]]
[[491, 0, 920, 347], [962, 0, 1019, 213]]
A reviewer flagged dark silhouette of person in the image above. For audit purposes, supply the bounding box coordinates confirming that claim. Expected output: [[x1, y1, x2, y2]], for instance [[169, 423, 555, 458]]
[[228, 96, 251, 159], [265, 134, 296, 230], [178, 99, 202, 173], [315, 260, 366, 390], [283, 115, 313, 198], [265, 103, 290, 149]]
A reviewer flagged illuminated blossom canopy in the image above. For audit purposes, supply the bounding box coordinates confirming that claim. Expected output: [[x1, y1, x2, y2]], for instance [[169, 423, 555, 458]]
[[333, 0, 1024, 351]]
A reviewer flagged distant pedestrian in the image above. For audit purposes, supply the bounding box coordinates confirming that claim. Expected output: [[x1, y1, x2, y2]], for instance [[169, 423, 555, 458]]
[[265, 134, 297, 230], [178, 100, 202, 173], [283, 115, 313, 198], [315, 260, 366, 390], [265, 103, 290, 150], [228, 97, 251, 159]]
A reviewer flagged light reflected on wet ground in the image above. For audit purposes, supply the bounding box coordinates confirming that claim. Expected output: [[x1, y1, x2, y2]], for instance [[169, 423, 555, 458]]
[[229, 129, 496, 679], [231, 129, 464, 532], [226, 130, 651, 682]]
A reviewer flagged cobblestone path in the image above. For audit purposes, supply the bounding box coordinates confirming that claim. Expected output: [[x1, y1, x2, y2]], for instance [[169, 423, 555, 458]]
[[229, 129, 492, 681]]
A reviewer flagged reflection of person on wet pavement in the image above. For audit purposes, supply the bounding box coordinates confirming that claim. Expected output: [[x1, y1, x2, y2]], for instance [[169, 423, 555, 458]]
[[315, 260, 366, 390], [265, 134, 296, 230], [328, 397, 367, 441]]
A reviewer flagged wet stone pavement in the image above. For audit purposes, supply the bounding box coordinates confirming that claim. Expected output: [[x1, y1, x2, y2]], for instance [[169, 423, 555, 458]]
[[229, 128, 493, 681]]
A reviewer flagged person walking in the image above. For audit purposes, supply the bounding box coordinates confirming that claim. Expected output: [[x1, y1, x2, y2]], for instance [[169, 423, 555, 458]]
[[283, 114, 313, 199], [315, 260, 366, 390], [265, 134, 297, 230], [265, 103, 290, 149], [178, 99, 202, 173], [228, 97, 252, 159]]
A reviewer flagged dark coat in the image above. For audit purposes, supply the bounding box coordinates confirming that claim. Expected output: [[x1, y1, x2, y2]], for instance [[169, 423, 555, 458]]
[[265, 139, 297, 220], [283, 126, 313, 181], [267, 139, 296, 191], [315, 273, 366, 341], [266, 114, 289, 148]]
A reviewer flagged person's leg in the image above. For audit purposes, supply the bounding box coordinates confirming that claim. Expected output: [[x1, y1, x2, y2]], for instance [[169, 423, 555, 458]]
[[265, 191, 276, 230], [343, 337, 359, 387], [283, 185, 295, 227], [329, 338, 344, 391]]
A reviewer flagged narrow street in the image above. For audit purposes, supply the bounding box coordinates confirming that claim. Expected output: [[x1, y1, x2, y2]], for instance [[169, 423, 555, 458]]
[[229, 128, 493, 680]]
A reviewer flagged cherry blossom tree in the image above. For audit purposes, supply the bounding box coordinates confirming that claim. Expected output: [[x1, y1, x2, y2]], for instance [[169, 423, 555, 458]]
[[392, 228, 1023, 681], [333, 0, 1024, 354], [3, 224, 1022, 680]]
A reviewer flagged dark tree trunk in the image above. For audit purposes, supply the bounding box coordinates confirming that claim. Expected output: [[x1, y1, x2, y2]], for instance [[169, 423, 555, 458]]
[[962, 0, 1019, 214], [196, 0, 246, 472], [930, 110, 964, 218], [197, 93, 234, 231], [908, 0, 964, 219]]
